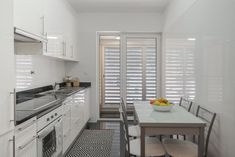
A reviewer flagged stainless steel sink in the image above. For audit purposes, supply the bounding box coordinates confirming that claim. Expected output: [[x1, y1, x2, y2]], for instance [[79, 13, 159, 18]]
[[39, 89, 76, 96]]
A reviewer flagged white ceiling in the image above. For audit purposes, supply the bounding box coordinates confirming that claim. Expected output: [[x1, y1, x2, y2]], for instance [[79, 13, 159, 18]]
[[67, 0, 171, 13]]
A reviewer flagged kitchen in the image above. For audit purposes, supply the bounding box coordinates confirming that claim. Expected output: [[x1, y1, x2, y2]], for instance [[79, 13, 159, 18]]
[[0, 0, 235, 157]]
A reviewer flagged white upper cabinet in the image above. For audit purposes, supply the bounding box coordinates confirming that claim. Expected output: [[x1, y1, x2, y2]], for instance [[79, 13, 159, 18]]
[[0, 0, 15, 135], [14, 0, 79, 61], [14, 0, 44, 37], [43, 0, 79, 61]]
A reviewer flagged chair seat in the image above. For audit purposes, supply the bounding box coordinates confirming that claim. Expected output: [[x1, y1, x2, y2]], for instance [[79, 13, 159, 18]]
[[128, 125, 140, 137], [130, 137, 166, 156], [163, 138, 198, 157]]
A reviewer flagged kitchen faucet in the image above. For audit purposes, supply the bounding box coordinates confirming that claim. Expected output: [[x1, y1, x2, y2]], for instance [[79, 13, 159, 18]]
[[54, 82, 60, 90]]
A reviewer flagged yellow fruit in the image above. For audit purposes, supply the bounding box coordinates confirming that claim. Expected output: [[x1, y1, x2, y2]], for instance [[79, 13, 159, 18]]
[[153, 101, 160, 105], [160, 103, 168, 106]]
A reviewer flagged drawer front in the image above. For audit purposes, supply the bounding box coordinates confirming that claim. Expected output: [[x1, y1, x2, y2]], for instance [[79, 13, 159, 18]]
[[15, 118, 37, 157], [15, 138, 37, 157]]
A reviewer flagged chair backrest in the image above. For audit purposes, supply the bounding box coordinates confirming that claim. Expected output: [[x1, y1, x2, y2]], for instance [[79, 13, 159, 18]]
[[120, 98, 127, 114], [120, 100, 130, 156], [179, 97, 193, 112], [196, 105, 216, 157]]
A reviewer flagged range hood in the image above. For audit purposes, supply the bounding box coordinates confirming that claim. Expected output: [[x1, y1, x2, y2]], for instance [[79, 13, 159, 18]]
[[14, 27, 47, 43]]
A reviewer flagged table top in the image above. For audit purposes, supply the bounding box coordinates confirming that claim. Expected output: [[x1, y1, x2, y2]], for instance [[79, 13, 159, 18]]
[[134, 101, 206, 127]]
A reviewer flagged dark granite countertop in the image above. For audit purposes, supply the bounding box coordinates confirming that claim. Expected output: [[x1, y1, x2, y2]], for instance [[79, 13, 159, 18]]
[[15, 82, 91, 125]]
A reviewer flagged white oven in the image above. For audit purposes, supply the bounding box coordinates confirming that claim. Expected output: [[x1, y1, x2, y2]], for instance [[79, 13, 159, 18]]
[[37, 107, 63, 157]]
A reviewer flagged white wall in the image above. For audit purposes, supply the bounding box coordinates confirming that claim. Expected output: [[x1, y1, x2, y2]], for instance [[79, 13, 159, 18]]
[[15, 55, 65, 91], [163, 0, 235, 156], [65, 12, 164, 121]]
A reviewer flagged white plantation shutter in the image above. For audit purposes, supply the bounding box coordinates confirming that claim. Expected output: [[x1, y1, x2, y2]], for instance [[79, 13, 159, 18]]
[[163, 38, 196, 104], [126, 47, 143, 104], [104, 47, 121, 105], [126, 38, 158, 104]]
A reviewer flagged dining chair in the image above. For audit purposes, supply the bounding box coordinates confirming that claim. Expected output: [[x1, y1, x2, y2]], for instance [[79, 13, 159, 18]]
[[162, 105, 216, 157], [120, 107, 166, 157], [120, 98, 141, 138], [179, 97, 193, 112], [174, 97, 194, 140]]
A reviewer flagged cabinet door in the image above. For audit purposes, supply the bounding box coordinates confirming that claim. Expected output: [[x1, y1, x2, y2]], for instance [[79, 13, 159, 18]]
[[44, 34, 65, 57], [84, 88, 91, 122], [62, 103, 71, 153], [43, 0, 78, 61], [0, 131, 14, 157], [14, 0, 44, 36], [15, 118, 37, 157], [15, 139, 37, 157], [0, 0, 15, 134], [43, 0, 67, 58]]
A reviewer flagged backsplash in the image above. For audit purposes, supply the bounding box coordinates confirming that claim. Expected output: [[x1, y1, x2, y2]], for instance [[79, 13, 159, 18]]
[[15, 55, 65, 91]]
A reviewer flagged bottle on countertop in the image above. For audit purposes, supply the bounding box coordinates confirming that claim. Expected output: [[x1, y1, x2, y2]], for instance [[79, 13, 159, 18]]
[[72, 77, 80, 87], [63, 76, 72, 87]]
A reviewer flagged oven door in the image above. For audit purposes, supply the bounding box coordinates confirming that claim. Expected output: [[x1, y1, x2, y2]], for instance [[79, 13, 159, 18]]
[[37, 117, 63, 157]]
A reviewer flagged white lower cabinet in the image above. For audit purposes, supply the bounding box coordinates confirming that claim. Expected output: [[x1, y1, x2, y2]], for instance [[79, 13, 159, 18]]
[[62, 103, 71, 153], [15, 117, 37, 157], [0, 131, 14, 157], [62, 88, 90, 154]]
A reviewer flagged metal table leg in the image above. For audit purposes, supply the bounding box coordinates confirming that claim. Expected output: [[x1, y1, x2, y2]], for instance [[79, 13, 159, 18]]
[[140, 127, 145, 157], [198, 127, 205, 157]]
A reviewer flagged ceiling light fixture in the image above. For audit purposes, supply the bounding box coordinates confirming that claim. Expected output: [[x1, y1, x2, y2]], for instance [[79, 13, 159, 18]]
[[187, 38, 196, 41]]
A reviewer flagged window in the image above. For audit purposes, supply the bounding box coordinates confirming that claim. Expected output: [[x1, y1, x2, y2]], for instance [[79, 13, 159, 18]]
[[99, 33, 160, 108]]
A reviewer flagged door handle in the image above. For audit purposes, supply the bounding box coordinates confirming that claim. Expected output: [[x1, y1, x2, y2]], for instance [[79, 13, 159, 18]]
[[9, 136, 15, 157], [10, 89, 16, 126]]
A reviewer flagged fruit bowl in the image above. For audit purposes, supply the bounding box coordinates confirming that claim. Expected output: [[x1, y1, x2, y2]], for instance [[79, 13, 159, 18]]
[[150, 98, 174, 112], [151, 104, 174, 112]]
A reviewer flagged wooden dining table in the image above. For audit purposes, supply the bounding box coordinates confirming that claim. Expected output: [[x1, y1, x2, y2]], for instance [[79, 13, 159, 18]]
[[133, 101, 206, 157]]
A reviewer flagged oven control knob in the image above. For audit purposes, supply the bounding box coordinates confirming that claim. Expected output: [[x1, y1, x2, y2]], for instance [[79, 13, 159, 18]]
[[47, 118, 50, 121], [51, 115, 54, 119], [55, 113, 58, 116]]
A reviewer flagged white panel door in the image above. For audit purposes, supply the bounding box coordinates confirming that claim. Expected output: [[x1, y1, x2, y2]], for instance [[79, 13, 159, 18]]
[[0, 131, 14, 157], [14, 0, 44, 36], [0, 0, 15, 134]]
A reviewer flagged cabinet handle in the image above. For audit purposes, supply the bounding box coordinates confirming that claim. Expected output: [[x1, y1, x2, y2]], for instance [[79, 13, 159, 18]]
[[63, 41, 66, 56], [71, 45, 74, 58], [9, 136, 15, 157], [41, 16, 45, 36], [17, 119, 36, 131], [10, 89, 16, 126], [18, 136, 36, 150], [43, 32, 48, 53]]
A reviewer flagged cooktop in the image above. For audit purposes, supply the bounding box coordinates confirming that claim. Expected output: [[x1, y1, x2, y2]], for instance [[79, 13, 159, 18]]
[[16, 95, 59, 111]]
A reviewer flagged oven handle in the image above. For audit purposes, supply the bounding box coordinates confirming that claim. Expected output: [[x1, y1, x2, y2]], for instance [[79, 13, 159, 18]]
[[37, 126, 55, 139]]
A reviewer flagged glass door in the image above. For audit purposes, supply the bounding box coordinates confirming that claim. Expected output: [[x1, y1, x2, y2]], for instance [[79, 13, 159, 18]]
[[99, 34, 121, 109]]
